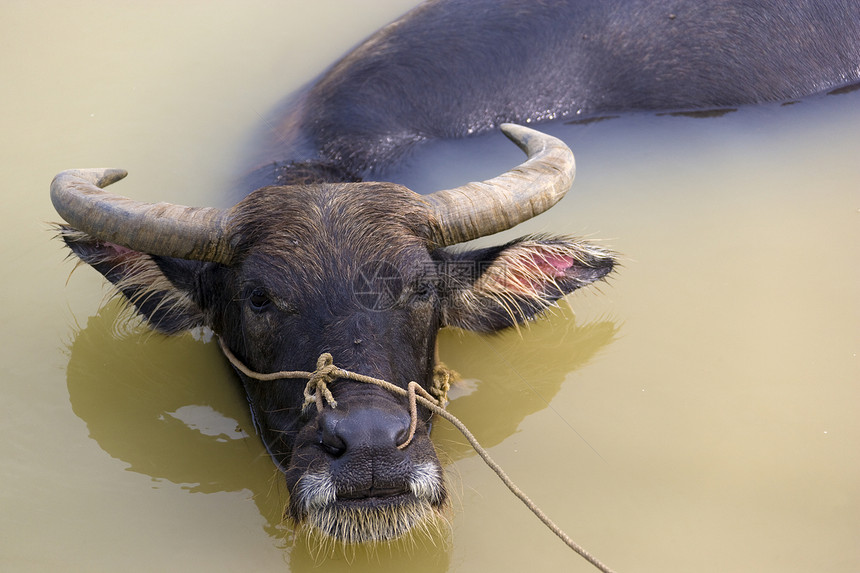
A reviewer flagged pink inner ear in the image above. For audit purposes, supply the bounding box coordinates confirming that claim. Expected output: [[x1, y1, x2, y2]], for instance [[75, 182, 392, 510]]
[[103, 241, 141, 264], [531, 253, 573, 278], [491, 251, 574, 296]]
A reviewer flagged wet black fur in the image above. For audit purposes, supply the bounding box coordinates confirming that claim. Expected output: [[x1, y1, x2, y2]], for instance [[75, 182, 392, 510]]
[[247, 0, 860, 188]]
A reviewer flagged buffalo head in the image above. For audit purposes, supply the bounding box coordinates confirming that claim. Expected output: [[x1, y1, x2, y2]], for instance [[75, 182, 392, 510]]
[[51, 124, 614, 544]]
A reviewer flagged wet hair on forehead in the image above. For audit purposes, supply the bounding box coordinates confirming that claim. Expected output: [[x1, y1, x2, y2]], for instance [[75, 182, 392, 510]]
[[227, 183, 437, 300], [231, 182, 434, 259]]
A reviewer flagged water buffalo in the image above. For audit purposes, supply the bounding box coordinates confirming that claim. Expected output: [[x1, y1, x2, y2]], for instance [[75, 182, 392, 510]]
[[51, 0, 859, 547], [52, 125, 615, 544]]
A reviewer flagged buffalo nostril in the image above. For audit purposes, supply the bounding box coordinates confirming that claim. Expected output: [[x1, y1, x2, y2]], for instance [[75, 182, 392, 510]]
[[319, 435, 346, 458], [394, 422, 411, 448], [319, 411, 347, 457]]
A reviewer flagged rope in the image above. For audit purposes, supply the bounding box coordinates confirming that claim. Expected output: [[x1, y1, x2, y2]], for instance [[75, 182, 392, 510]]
[[217, 337, 617, 573]]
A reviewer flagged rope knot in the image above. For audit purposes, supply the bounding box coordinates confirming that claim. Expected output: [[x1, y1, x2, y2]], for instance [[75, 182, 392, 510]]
[[303, 352, 339, 412]]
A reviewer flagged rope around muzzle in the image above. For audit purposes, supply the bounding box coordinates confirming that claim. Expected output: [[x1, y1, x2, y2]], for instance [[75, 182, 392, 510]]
[[217, 338, 617, 573]]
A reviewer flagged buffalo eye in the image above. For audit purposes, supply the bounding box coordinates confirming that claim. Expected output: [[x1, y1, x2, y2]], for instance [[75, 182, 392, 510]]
[[412, 280, 436, 302], [248, 287, 270, 311]]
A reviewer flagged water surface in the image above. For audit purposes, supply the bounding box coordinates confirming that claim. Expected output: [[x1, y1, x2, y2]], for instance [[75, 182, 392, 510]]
[[1, 2, 858, 572]]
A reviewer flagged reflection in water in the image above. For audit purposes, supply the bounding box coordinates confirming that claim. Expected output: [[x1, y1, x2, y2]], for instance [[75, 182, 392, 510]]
[[288, 530, 451, 572], [65, 296, 616, 567], [65, 302, 288, 539], [566, 115, 621, 126], [655, 108, 737, 119], [827, 81, 860, 95], [436, 305, 618, 463]]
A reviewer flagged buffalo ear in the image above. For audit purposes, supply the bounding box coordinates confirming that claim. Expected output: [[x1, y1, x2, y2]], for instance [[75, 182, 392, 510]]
[[440, 236, 615, 332], [57, 225, 213, 334]]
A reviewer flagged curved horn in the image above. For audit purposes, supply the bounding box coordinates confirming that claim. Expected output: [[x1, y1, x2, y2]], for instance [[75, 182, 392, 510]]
[[50, 168, 235, 263], [424, 123, 575, 246]]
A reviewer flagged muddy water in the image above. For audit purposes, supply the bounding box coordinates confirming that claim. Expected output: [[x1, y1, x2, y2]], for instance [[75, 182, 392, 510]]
[[2, 2, 858, 572]]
